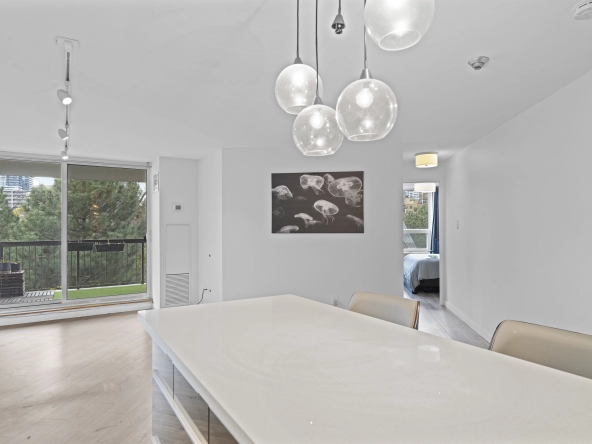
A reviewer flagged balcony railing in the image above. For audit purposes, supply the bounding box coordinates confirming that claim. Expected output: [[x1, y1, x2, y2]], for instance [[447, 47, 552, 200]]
[[0, 239, 146, 292]]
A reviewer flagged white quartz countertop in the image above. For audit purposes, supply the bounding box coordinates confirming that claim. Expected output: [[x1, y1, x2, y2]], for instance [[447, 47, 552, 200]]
[[138, 295, 592, 444]]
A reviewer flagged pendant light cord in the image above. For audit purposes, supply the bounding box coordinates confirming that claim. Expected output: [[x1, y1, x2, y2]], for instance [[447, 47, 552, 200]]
[[296, 0, 300, 59], [363, 0, 367, 70], [315, 0, 319, 98]]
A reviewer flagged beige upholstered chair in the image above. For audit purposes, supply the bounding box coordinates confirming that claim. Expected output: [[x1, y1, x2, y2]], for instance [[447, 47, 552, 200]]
[[348, 292, 420, 329], [489, 320, 592, 379]]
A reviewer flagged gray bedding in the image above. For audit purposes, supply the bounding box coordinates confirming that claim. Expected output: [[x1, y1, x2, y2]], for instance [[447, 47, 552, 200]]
[[404, 254, 440, 291]]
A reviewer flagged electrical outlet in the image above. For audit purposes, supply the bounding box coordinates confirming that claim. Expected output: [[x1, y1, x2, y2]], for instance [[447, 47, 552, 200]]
[[331, 294, 339, 307]]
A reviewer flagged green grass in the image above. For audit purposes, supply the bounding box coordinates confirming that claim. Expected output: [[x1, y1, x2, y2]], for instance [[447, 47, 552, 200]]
[[53, 284, 147, 300]]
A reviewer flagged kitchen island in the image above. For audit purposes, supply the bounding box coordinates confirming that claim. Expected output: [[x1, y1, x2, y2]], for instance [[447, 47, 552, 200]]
[[138, 294, 592, 444]]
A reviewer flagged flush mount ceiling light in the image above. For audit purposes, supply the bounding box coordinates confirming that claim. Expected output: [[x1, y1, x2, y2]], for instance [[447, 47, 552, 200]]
[[293, 0, 343, 156], [336, 0, 397, 141], [58, 128, 69, 140], [415, 152, 438, 168], [365, 0, 435, 51], [275, 0, 323, 115], [57, 89, 72, 105], [414, 182, 436, 193]]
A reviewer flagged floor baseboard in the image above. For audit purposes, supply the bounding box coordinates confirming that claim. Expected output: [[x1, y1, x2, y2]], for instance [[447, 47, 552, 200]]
[[0, 300, 153, 326], [445, 301, 490, 342]]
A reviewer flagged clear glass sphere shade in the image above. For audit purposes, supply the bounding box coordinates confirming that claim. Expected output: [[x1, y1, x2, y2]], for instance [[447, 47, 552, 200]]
[[365, 0, 435, 51], [336, 78, 398, 141], [293, 105, 344, 156], [275, 64, 323, 115]]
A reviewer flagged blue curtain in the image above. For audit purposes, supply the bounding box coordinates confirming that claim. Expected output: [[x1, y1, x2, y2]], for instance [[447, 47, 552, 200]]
[[430, 187, 440, 254]]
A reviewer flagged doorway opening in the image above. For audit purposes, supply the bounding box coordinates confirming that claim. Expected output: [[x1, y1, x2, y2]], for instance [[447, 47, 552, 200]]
[[402, 182, 440, 302]]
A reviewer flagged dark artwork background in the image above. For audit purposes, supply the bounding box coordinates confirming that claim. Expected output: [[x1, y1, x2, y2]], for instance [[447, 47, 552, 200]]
[[272, 171, 364, 234]]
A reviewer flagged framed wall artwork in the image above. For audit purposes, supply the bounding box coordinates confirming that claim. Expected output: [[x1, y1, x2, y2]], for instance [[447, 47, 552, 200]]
[[272, 171, 364, 234]]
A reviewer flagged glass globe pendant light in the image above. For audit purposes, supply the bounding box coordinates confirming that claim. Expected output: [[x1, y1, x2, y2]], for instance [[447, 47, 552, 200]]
[[365, 0, 435, 51], [336, 0, 397, 142], [293, 0, 343, 156], [275, 0, 323, 115]]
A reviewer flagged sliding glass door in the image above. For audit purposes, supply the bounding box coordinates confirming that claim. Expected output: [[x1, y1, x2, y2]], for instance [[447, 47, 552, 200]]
[[66, 165, 147, 300], [0, 156, 149, 309], [0, 159, 62, 307]]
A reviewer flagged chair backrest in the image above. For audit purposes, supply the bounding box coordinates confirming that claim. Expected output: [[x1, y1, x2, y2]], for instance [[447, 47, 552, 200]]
[[489, 320, 592, 379], [348, 292, 420, 329]]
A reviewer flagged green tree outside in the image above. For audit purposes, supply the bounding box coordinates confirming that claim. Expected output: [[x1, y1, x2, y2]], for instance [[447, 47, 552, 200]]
[[0, 187, 19, 241], [404, 204, 429, 229], [1, 179, 146, 293]]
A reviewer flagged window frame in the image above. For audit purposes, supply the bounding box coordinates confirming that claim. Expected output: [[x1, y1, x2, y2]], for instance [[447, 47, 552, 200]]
[[0, 150, 152, 311], [403, 190, 433, 253]]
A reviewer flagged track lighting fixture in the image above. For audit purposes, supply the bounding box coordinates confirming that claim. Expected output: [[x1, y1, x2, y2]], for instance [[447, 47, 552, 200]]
[[58, 128, 69, 140], [57, 89, 72, 105], [332, 0, 346, 34], [55, 37, 78, 160]]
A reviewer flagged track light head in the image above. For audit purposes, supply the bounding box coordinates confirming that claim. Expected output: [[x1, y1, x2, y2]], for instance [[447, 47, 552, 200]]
[[58, 128, 69, 140], [61, 150, 69, 160], [57, 89, 72, 105], [332, 13, 345, 34]]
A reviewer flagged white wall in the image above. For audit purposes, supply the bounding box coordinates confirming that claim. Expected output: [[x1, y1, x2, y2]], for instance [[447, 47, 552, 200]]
[[150, 157, 161, 308], [153, 157, 200, 308], [197, 150, 223, 304], [217, 145, 403, 307], [444, 68, 592, 338]]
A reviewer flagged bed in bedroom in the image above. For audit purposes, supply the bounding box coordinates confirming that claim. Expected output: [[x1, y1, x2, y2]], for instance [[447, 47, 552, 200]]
[[404, 254, 440, 294]]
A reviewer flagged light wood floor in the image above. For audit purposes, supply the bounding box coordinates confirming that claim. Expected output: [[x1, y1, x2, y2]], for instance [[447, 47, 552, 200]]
[[0, 312, 152, 444], [0, 299, 487, 443], [405, 288, 490, 349]]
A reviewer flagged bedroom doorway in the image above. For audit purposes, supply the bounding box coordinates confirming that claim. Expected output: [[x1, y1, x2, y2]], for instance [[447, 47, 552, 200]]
[[403, 182, 441, 303]]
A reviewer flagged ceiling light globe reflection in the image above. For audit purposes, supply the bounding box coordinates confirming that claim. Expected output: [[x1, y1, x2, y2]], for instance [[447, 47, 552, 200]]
[[309, 112, 325, 129], [356, 88, 374, 108]]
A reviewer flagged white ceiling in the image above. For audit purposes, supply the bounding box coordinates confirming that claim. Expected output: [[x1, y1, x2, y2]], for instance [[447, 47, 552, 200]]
[[1, 0, 591, 163]]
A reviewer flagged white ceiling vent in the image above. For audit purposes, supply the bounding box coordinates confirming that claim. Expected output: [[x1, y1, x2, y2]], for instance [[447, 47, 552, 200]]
[[573, 1, 592, 20]]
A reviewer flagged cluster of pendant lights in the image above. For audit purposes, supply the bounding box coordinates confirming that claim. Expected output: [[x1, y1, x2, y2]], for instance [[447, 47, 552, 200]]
[[275, 0, 435, 156]]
